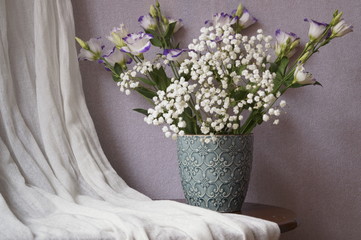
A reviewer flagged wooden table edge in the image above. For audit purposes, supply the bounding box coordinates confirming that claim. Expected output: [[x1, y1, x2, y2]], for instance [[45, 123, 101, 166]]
[[164, 199, 298, 233]]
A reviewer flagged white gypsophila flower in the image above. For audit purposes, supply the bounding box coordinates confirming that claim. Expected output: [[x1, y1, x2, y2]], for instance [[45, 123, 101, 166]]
[[117, 61, 156, 94], [146, 23, 281, 138]]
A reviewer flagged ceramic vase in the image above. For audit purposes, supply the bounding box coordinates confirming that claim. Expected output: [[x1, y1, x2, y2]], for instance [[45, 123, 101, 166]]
[[176, 134, 253, 212]]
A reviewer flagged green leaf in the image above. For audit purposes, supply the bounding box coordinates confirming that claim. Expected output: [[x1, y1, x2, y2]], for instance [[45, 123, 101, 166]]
[[236, 65, 247, 75], [114, 63, 122, 75], [165, 22, 177, 39], [112, 74, 120, 82], [230, 88, 248, 101], [145, 29, 158, 37], [277, 57, 289, 76], [181, 107, 198, 134], [149, 67, 170, 91], [134, 77, 156, 86], [290, 81, 323, 88], [135, 86, 157, 99], [269, 62, 279, 73], [150, 37, 163, 48], [133, 108, 149, 116]]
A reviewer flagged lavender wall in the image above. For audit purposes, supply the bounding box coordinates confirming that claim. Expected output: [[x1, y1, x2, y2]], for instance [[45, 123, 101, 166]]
[[72, 0, 361, 239]]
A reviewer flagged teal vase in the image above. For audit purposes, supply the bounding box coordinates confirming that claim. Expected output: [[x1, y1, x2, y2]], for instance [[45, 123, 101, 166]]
[[176, 134, 253, 212]]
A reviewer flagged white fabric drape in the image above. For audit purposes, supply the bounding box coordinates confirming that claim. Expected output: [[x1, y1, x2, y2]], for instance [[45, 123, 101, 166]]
[[0, 0, 280, 239]]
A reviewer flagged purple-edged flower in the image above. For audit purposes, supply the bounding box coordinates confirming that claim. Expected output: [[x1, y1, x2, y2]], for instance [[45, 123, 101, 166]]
[[304, 19, 328, 40], [275, 29, 300, 58], [77, 38, 104, 61], [331, 19, 353, 37], [104, 47, 132, 67], [211, 12, 237, 27], [121, 32, 153, 55], [163, 49, 189, 63], [238, 8, 257, 29], [107, 24, 128, 48], [294, 65, 315, 85], [168, 18, 183, 33], [138, 14, 157, 30]]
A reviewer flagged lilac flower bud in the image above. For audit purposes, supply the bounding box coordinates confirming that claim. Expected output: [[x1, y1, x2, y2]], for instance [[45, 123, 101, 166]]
[[304, 19, 328, 40], [274, 29, 300, 58], [138, 14, 157, 30], [238, 8, 257, 29], [168, 18, 183, 33], [78, 38, 104, 61], [294, 65, 315, 85], [331, 19, 353, 37]]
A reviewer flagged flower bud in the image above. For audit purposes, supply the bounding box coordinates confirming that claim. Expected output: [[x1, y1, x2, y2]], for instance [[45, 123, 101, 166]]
[[139, 14, 157, 30], [235, 3, 243, 17], [298, 51, 311, 63], [274, 29, 300, 58], [162, 16, 169, 25], [304, 18, 328, 41], [331, 10, 343, 26], [149, 5, 158, 18], [293, 64, 315, 85], [155, 0, 160, 8], [75, 37, 88, 49], [107, 24, 128, 48], [331, 19, 353, 38]]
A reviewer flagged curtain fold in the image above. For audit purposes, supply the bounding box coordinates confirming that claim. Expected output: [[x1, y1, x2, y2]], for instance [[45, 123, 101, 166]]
[[0, 0, 280, 239]]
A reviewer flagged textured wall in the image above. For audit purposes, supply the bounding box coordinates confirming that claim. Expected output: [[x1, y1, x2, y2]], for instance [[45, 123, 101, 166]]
[[72, 0, 361, 239]]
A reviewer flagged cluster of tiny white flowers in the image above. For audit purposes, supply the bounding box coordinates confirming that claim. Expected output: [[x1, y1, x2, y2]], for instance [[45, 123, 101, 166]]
[[143, 24, 287, 138], [117, 60, 162, 95], [144, 77, 197, 139]]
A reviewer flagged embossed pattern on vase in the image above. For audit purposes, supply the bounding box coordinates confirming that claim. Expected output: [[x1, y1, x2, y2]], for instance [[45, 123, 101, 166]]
[[177, 135, 253, 212]]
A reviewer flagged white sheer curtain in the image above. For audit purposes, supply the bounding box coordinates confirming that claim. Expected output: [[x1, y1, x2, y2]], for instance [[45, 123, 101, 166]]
[[0, 0, 280, 239]]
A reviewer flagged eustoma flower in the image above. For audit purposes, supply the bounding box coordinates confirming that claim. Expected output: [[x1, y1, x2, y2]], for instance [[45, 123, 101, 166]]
[[331, 19, 353, 37], [304, 19, 328, 40], [76, 37, 104, 61], [121, 32, 153, 55], [107, 24, 128, 48], [274, 29, 300, 58], [163, 49, 189, 63], [104, 47, 132, 67], [208, 13, 237, 26], [294, 65, 315, 85], [237, 8, 257, 29], [168, 18, 183, 33], [138, 14, 157, 30]]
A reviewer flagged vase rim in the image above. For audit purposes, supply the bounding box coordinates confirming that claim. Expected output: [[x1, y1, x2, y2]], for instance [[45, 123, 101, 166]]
[[179, 133, 253, 137]]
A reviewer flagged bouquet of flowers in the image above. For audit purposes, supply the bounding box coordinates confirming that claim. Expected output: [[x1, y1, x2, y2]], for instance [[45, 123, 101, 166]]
[[76, 1, 352, 140]]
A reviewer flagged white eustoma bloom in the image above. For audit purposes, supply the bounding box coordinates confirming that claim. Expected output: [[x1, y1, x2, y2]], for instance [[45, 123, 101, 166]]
[[107, 24, 128, 47], [78, 38, 104, 61], [274, 29, 300, 58], [163, 49, 189, 63], [304, 18, 328, 40], [168, 18, 184, 33], [238, 8, 257, 29], [209, 12, 237, 27], [121, 32, 153, 55], [294, 65, 315, 85], [331, 19, 353, 37], [138, 14, 157, 30], [104, 47, 131, 66]]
